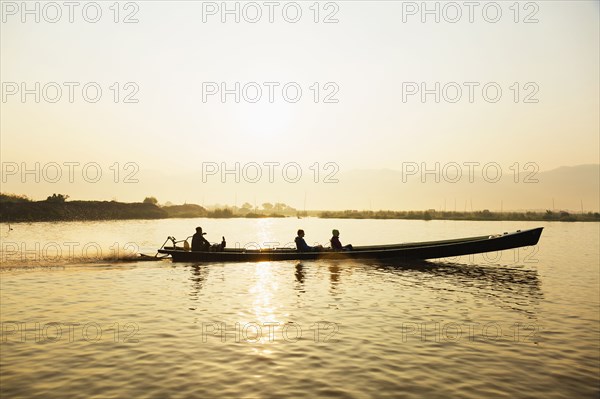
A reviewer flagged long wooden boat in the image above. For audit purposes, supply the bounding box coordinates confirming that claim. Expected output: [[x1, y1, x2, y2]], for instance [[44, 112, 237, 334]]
[[157, 227, 543, 263]]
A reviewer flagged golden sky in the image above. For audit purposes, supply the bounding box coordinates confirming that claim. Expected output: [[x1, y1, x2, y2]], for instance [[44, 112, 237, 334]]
[[1, 1, 599, 210]]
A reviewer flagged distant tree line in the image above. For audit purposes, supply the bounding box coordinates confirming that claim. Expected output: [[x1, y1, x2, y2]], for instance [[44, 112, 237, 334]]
[[1, 193, 598, 222], [319, 209, 600, 222], [0, 194, 295, 222]]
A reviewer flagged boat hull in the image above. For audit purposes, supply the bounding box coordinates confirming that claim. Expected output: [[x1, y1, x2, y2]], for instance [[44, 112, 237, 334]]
[[157, 227, 543, 263]]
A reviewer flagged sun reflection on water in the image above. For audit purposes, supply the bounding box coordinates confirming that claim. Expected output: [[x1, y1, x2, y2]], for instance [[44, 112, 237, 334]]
[[245, 262, 284, 347]]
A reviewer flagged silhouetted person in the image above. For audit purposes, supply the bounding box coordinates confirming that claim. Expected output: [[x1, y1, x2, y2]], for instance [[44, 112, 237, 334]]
[[295, 229, 322, 252], [330, 229, 353, 251], [192, 227, 210, 251]]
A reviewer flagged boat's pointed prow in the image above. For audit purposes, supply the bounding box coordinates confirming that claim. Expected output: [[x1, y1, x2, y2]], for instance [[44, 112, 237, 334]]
[[525, 227, 544, 246]]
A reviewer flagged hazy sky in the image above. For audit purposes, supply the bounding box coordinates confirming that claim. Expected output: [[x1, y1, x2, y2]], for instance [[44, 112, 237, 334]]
[[1, 1, 599, 208]]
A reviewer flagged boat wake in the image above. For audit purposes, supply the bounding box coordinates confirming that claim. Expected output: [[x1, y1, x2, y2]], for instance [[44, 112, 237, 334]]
[[0, 252, 168, 270]]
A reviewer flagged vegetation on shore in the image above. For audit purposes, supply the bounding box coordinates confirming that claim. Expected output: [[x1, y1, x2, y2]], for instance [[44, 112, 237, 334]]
[[318, 209, 600, 222], [1, 193, 167, 222], [0, 194, 289, 222], [1, 193, 598, 223]]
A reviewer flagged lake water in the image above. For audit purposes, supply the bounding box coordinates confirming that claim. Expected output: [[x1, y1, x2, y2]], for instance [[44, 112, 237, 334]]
[[1, 219, 599, 398]]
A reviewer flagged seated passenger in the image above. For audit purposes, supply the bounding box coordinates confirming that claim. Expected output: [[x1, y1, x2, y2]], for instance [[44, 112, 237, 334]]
[[295, 229, 322, 252], [330, 229, 353, 251]]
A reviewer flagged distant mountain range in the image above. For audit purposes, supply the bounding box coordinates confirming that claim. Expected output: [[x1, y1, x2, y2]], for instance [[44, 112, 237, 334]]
[[326, 164, 600, 212], [3, 164, 598, 212]]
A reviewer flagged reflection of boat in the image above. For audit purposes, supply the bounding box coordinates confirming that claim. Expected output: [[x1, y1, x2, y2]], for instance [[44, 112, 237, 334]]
[[158, 227, 543, 263], [373, 260, 543, 316]]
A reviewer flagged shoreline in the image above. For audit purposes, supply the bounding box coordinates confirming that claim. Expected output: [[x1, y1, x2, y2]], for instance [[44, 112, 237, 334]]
[[2, 194, 598, 223], [2, 207, 598, 224]]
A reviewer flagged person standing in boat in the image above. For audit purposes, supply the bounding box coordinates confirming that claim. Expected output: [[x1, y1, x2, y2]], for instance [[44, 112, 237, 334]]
[[192, 227, 211, 251], [330, 229, 353, 251], [295, 229, 322, 252]]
